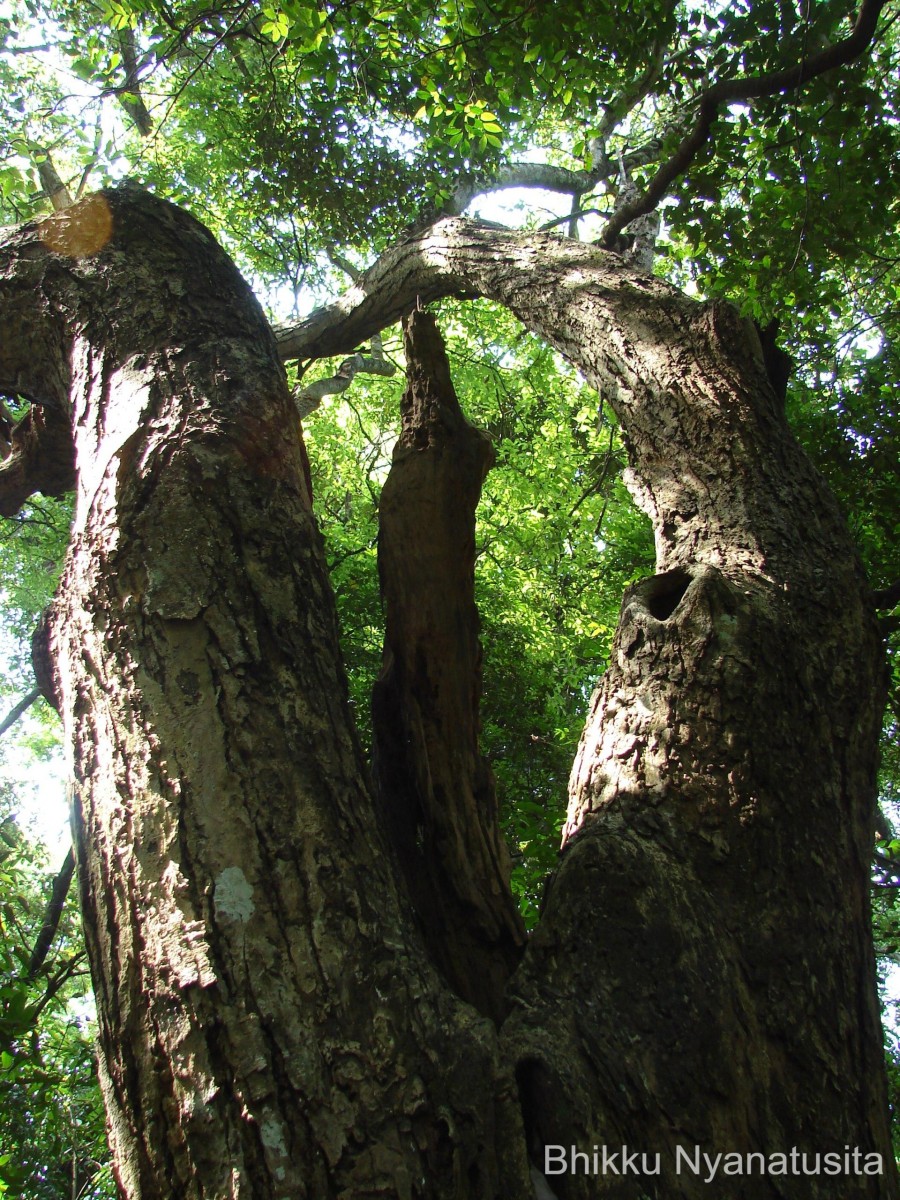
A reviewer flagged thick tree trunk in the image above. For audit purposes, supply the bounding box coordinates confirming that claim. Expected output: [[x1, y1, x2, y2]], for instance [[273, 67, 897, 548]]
[[372, 308, 525, 1024], [280, 220, 897, 1196], [0, 190, 532, 1200], [502, 305, 891, 1198], [0, 193, 894, 1198]]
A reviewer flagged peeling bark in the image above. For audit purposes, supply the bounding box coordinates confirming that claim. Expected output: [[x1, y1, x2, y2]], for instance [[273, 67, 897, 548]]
[[372, 308, 525, 1024]]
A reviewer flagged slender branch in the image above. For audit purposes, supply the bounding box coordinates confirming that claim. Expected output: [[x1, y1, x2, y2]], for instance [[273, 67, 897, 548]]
[[538, 207, 607, 233], [153, 1, 254, 132], [24, 845, 76, 982], [327, 538, 377, 571], [1, 42, 54, 54], [294, 334, 397, 418], [326, 246, 362, 281], [75, 116, 104, 200], [600, 0, 887, 249], [30, 952, 86, 1021], [0, 686, 40, 738], [568, 425, 618, 518], [592, 39, 668, 148], [116, 27, 154, 136], [34, 150, 73, 211]]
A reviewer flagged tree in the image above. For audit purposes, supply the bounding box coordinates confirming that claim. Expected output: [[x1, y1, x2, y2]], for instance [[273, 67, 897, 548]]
[[0, 0, 899, 1197]]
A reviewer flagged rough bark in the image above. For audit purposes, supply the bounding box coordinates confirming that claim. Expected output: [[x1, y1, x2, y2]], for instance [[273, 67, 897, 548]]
[[372, 308, 525, 1024], [0, 189, 532, 1200], [0, 402, 75, 516], [279, 219, 896, 1196], [0, 192, 894, 1198]]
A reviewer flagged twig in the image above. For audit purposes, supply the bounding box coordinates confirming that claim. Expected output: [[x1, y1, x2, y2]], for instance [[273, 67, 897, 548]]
[[538, 207, 607, 234]]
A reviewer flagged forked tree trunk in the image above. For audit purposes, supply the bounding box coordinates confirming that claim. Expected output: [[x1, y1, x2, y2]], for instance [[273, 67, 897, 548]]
[[0, 189, 895, 1199], [281, 220, 898, 1198]]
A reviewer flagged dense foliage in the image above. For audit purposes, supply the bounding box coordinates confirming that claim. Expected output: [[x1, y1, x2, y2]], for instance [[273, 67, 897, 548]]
[[0, 0, 898, 1184], [0, 801, 112, 1198]]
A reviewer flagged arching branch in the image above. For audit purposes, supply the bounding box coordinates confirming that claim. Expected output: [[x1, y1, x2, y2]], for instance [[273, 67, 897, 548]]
[[435, 45, 668, 227], [274, 218, 626, 365], [600, 0, 887, 249], [443, 162, 608, 217]]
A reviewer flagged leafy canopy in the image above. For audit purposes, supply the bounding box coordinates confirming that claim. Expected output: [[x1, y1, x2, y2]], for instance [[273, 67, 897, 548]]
[[0, 805, 112, 1199]]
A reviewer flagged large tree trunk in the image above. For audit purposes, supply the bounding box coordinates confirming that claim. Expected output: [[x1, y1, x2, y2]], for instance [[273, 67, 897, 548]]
[[0, 192, 894, 1198], [279, 219, 897, 1197], [0, 190, 532, 1199]]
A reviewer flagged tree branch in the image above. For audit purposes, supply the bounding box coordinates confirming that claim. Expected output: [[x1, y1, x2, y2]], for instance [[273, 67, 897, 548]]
[[437, 45, 669, 227], [444, 161, 606, 215], [591, 39, 668, 149], [116, 28, 154, 136], [371, 308, 524, 1022], [30, 952, 87, 1021], [271, 215, 811, 580], [0, 405, 76, 518], [399, 137, 668, 242], [0, 686, 40, 738], [326, 245, 362, 281], [274, 218, 624, 364], [293, 334, 397, 418], [25, 845, 76, 982], [538, 207, 607, 233], [600, 0, 888, 249], [34, 150, 73, 212]]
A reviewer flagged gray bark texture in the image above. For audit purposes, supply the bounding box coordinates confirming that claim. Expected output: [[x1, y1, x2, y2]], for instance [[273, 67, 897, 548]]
[[0, 188, 895, 1199], [280, 217, 896, 1197]]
